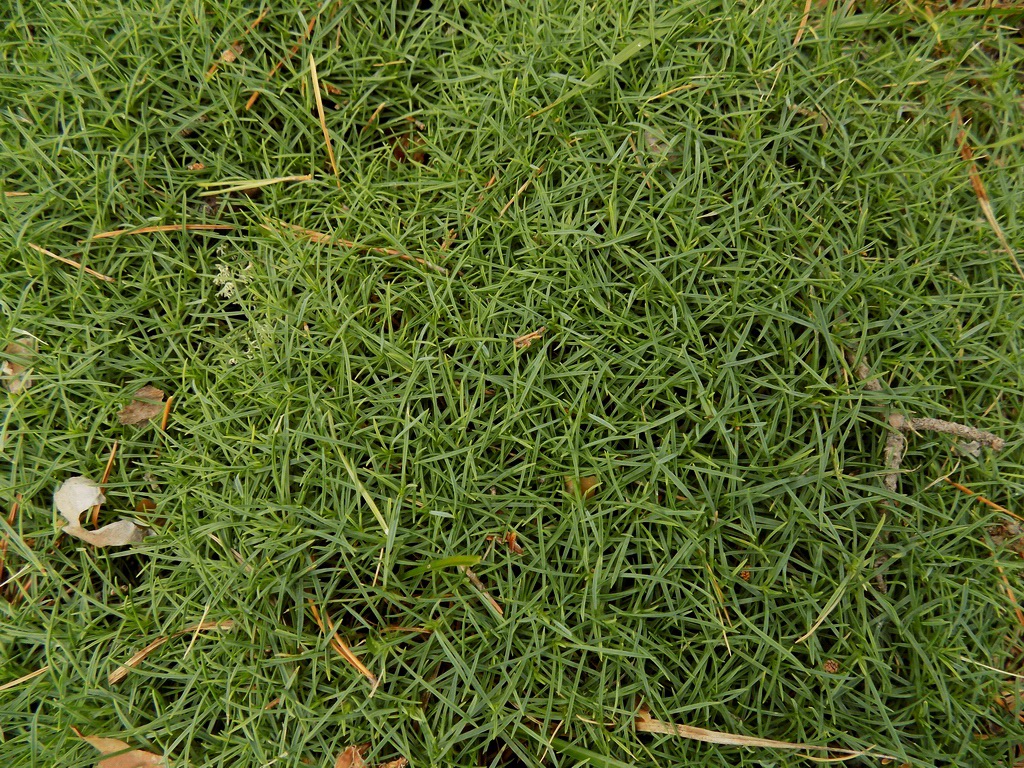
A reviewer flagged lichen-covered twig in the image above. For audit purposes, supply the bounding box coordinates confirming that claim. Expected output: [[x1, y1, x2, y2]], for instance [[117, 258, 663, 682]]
[[846, 350, 1004, 494]]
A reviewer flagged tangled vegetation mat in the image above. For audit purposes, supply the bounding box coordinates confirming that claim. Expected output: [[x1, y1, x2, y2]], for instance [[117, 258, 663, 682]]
[[2, 1, 1024, 766]]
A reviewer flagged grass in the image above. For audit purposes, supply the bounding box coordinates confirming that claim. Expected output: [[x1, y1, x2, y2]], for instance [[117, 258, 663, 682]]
[[2, 0, 1024, 765]]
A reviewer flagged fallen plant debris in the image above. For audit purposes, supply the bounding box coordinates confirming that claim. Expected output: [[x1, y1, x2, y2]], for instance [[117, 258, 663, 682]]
[[565, 475, 599, 501], [206, 8, 267, 78], [953, 110, 1023, 281], [117, 386, 166, 425], [3, 337, 36, 393], [334, 744, 368, 768], [0, 664, 49, 692], [307, 600, 379, 689], [27, 242, 115, 283], [513, 326, 546, 349], [460, 564, 504, 616], [85, 223, 236, 241], [55, 476, 150, 548], [634, 709, 891, 761], [309, 54, 339, 184], [73, 729, 167, 768], [108, 619, 235, 684], [262, 220, 447, 275], [246, 16, 317, 110], [846, 350, 1004, 493]]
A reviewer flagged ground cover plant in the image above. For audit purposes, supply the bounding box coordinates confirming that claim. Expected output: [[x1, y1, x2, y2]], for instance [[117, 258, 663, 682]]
[[2, 0, 1024, 765]]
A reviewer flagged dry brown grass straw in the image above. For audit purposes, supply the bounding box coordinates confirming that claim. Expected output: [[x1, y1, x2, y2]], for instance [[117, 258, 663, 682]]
[[498, 165, 544, 218], [635, 710, 891, 761], [309, 54, 339, 184], [0, 665, 49, 692], [85, 224, 235, 241], [27, 242, 114, 283], [263, 220, 448, 275], [793, 0, 813, 45], [108, 620, 235, 684], [307, 600, 379, 688], [198, 174, 312, 196], [460, 565, 504, 616], [953, 112, 1023, 281], [945, 478, 1024, 523], [206, 8, 268, 78], [246, 16, 317, 110]]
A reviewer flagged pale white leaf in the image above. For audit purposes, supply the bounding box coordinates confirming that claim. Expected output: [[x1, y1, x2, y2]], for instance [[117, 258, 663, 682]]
[[55, 476, 105, 525]]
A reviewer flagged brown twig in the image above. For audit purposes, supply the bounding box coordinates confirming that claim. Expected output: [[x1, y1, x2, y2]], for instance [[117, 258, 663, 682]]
[[498, 165, 544, 218], [90, 441, 119, 528], [309, 54, 339, 184], [262, 220, 448, 275], [27, 243, 114, 283], [953, 112, 1024, 281], [159, 395, 174, 433], [246, 16, 318, 110], [85, 224, 235, 241], [459, 565, 503, 616]]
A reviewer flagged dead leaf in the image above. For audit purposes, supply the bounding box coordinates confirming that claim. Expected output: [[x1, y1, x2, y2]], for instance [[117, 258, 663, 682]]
[[377, 759, 408, 768], [220, 42, 243, 64], [187, 162, 206, 171], [3, 337, 36, 393], [117, 385, 165, 425], [513, 326, 546, 349], [334, 744, 368, 768], [55, 476, 104, 516], [565, 475, 599, 501], [55, 476, 150, 548], [77, 733, 167, 768]]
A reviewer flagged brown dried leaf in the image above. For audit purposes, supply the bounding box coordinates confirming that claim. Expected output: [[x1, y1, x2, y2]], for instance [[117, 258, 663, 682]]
[[78, 734, 167, 768], [3, 337, 36, 393], [377, 759, 408, 768], [565, 475, 599, 501], [334, 744, 368, 768], [118, 386, 165, 425], [187, 162, 206, 171]]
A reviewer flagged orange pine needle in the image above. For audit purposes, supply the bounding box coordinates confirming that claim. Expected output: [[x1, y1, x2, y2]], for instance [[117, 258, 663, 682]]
[[309, 54, 339, 184], [944, 477, 1024, 523], [90, 441, 119, 528], [27, 243, 115, 283], [160, 395, 174, 432], [85, 224, 235, 241]]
